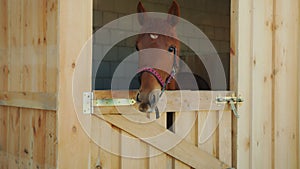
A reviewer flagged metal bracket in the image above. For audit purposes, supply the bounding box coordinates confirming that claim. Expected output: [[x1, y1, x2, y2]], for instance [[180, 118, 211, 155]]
[[83, 92, 93, 114], [216, 95, 244, 118], [94, 98, 136, 106], [83, 92, 137, 114]]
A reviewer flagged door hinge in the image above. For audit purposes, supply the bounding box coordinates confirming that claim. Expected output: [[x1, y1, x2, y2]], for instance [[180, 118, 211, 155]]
[[83, 92, 136, 114]]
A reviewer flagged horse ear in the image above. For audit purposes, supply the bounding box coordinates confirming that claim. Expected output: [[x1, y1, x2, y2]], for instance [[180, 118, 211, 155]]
[[137, 1, 147, 25], [167, 1, 180, 26]]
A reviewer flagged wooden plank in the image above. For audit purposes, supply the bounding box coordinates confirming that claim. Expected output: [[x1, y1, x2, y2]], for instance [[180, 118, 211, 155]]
[[174, 111, 197, 169], [90, 116, 121, 169], [57, 0, 92, 168], [218, 110, 232, 166], [32, 110, 46, 168], [45, 0, 58, 168], [94, 90, 234, 112], [45, 111, 57, 169], [198, 111, 218, 158], [8, 0, 23, 92], [149, 113, 168, 169], [230, 0, 252, 168], [298, 2, 300, 166], [273, 0, 299, 168], [46, 0, 58, 94], [0, 0, 9, 91], [7, 107, 20, 169], [0, 107, 8, 169], [19, 109, 33, 169], [251, 0, 273, 168], [0, 91, 56, 111], [93, 113, 229, 169], [121, 132, 148, 169]]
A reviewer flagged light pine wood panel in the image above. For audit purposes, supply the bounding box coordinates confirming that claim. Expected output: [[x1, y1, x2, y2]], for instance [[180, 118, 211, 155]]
[[0, 91, 56, 111], [273, 0, 299, 168], [149, 113, 168, 169], [230, 0, 252, 168], [251, 0, 273, 168], [57, 0, 92, 168]]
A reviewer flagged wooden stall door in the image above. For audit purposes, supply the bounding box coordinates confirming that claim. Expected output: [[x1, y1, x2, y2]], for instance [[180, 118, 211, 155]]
[[231, 0, 300, 168], [88, 90, 234, 169]]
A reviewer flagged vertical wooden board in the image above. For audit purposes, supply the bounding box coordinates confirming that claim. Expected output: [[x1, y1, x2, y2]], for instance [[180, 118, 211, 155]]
[[90, 116, 121, 169], [0, 1, 9, 168], [251, 0, 273, 168], [298, 2, 300, 167], [32, 110, 46, 169], [46, 0, 58, 93], [218, 110, 232, 166], [8, 0, 23, 92], [121, 131, 148, 169], [0, 0, 9, 91], [90, 142, 100, 169], [231, 0, 252, 168], [0, 0, 8, 50], [111, 126, 121, 169], [45, 111, 56, 169], [198, 111, 218, 157], [174, 111, 197, 169], [7, 107, 20, 169], [19, 109, 33, 169], [0, 107, 8, 169], [57, 0, 92, 168], [274, 0, 299, 168], [22, 0, 47, 92], [149, 112, 168, 169]]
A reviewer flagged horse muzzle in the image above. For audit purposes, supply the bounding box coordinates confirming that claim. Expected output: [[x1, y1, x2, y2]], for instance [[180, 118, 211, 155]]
[[136, 89, 161, 113]]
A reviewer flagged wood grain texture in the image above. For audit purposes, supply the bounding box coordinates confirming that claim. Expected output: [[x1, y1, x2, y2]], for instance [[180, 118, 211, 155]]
[[273, 0, 299, 168], [93, 113, 229, 169], [57, 0, 92, 168], [251, 0, 273, 168], [94, 90, 234, 112], [0, 91, 56, 111], [230, 0, 252, 168]]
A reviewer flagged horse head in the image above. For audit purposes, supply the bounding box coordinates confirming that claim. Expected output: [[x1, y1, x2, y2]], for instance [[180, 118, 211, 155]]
[[136, 1, 180, 113]]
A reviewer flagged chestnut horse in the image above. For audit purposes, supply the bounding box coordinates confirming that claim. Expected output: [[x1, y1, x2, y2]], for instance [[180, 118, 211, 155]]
[[136, 1, 180, 114]]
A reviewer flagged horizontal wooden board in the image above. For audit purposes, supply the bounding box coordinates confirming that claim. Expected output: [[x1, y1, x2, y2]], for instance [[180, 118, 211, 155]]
[[0, 91, 56, 111], [94, 90, 234, 113]]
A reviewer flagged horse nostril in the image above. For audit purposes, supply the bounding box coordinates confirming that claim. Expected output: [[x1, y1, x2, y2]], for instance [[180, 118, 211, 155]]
[[148, 89, 161, 107], [136, 92, 141, 103], [139, 103, 149, 112], [149, 94, 156, 106]]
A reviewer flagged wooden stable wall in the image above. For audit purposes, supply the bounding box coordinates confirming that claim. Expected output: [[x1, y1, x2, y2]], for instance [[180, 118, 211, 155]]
[[231, 0, 300, 168], [0, 0, 299, 169], [0, 0, 58, 169]]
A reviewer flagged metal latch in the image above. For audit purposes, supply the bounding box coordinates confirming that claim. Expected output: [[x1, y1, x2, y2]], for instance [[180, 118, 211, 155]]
[[83, 92, 136, 114], [216, 95, 244, 118]]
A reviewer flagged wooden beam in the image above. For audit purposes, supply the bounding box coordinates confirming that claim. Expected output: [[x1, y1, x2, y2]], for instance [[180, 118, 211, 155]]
[[93, 113, 230, 169], [0, 91, 56, 111], [57, 0, 92, 168], [273, 0, 299, 168], [298, 0, 300, 166], [230, 0, 252, 168], [94, 90, 234, 113]]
